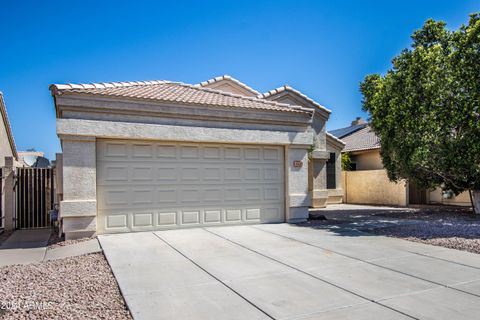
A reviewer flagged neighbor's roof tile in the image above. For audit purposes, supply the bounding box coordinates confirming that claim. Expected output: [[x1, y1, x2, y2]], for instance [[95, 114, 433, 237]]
[[340, 125, 380, 152]]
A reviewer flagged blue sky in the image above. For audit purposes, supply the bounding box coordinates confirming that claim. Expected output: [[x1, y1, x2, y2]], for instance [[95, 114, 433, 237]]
[[0, 1, 478, 159]]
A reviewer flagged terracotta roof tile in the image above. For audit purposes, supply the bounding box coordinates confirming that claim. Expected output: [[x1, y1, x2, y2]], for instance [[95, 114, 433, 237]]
[[50, 81, 312, 114]]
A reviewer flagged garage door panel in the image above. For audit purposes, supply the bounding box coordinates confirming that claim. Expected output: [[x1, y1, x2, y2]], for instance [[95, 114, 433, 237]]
[[158, 212, 177, 226], [98, 205, 277, 233], [104, 142, 128, 158], [97, 140, 285, 233]]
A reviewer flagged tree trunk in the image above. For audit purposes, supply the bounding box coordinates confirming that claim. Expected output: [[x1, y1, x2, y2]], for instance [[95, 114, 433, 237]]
[[471, 190, 480, 214]]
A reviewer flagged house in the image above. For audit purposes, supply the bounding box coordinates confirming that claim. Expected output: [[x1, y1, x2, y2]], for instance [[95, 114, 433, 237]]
[[330, 118, 471, 207], [51, 75, 345, 239], [0, 92, 18, 166], [329, 117, 381, 171], [18, 149, 51, 168], [0, 92, 19, 230]]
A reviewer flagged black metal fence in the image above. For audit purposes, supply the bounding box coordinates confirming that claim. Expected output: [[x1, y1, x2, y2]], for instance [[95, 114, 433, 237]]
[[15, 168, 54, 229]]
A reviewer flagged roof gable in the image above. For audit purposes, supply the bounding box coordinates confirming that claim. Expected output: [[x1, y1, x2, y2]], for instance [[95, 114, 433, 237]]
[[326, 132, 345, 151], [259, 85, 331, 119], [196, 75, 259, 97]]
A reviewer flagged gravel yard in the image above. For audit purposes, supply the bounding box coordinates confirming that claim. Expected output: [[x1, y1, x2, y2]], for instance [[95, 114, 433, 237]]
[[0, 253, 131, 319], [371, 219, 480, 254], [370, 207, 480, 253], [47, 230, 96, 250], [308, 205, 480, 254]]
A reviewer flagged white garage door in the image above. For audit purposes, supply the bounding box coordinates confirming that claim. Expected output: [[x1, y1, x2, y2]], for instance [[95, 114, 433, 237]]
[[96, 139, 285, 233]]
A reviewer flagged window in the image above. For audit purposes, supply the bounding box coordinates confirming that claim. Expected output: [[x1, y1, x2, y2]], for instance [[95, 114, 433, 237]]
[[326, 152, 336, 189]]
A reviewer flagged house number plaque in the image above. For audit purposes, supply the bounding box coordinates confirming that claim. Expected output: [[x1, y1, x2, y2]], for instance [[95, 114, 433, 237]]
[[293, 160, 303, 168]]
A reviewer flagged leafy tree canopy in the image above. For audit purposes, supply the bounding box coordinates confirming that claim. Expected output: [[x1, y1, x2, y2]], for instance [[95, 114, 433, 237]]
[[361, 13, 480, 197]]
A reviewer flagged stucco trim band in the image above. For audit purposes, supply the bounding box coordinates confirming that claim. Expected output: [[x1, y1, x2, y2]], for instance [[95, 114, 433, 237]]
[[57, 119, 313, 146]]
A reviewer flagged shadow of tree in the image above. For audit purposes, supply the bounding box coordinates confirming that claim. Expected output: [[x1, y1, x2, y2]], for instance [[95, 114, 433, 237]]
[[289, 205, 480, 242]]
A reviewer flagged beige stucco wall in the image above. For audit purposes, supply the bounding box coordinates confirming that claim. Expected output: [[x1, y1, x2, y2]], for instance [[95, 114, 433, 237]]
[[428, 188, 471, 207], [346, 149, 471, 207], [342, 169, 407, 206], [351, 149, 383, 171], [0, 114, 14, 167]]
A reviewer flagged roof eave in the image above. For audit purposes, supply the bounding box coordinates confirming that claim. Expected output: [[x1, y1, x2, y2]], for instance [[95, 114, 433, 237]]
[[345, 146, 381, 153], [0, 92, 18, 160]]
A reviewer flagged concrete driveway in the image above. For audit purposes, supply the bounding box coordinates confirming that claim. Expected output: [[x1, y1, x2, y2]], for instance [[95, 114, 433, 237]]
[[99, 224, 480, 320]]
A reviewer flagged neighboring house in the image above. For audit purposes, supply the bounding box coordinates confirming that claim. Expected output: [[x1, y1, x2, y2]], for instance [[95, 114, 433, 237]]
[[330, 118, 470, 207], [329, 117, 381, 171], [18, 150, 51, 168], [0, 92, 18, 166], [51, 75, 344, 239]]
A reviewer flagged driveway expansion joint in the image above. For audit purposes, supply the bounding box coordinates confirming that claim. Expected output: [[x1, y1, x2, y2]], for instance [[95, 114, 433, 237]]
[[152, 231, 276, 320], [204, 227, 418, 320], [251, 225, 480, 299], [406, 250, 480, 270]]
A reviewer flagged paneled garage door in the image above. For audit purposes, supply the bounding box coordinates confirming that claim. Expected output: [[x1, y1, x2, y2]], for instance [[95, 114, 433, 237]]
[[96, 139, 285, 233]]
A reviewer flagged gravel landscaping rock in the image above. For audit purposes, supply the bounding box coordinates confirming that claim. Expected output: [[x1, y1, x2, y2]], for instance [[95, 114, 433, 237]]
[[371, 221, 480, 254], [48, 230, 96, 250], [309, 205, 480, 254], [367, 207, 480, 254], [0, 253, 131, 319], [373, 206, 477, 221]]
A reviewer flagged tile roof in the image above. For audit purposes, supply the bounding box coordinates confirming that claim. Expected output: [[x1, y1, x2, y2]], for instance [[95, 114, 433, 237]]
[[259, 85, 331, 114], [340, 125, 380, 152], [196, 75, 260, 96], [50, 81, 313, 114], [0, 92, 18, 159]]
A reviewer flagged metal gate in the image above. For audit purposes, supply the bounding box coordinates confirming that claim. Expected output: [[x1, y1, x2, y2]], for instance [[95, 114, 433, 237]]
[[15, 168, 55, 229]]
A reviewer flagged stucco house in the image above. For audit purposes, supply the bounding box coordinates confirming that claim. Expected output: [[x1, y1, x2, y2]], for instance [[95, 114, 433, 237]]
[[0, 92, 19, 230], [331, 118, 471, 207], [51, 75, 345, 239], [0, 92, 18, 167]]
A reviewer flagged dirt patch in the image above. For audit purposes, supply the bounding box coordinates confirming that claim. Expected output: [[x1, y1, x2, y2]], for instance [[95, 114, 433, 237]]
[[0, 253, 131, 319]]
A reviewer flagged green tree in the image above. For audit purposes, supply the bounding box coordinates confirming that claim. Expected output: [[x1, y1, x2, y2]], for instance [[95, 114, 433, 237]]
[[341, 152, 353, 171], [360, 13, 480, 213]]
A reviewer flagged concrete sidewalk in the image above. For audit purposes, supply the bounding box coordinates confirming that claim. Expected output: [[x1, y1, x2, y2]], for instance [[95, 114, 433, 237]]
[[0, 229, 101, 267], [100, 225, 480, 320]]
